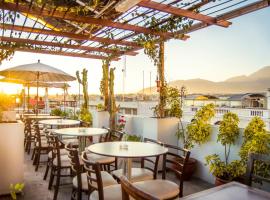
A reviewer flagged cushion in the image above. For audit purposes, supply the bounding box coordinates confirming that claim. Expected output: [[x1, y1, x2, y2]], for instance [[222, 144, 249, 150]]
[[48, 149, 68, 159], [73, 172, 117, 190], [86, 153, 115, 164], [89, 184, 122, 200], [133, 179, 179, 199], [53, 155, 71, 167], [112, 168, 153, 183]]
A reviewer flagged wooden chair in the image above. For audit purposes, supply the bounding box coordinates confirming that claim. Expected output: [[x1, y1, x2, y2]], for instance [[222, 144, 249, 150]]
[[246, 153, 270, 186], [43, 133, 68, 180], [128, 143, 190, 199], [24, 118, 35, 154], [48, 135, 72, 200], [65, 143, 88, 200], [112, 138, 160, 183], [120, 176, 159, 200], [32, 123, 51, 171], [81, 151, 120, 200]]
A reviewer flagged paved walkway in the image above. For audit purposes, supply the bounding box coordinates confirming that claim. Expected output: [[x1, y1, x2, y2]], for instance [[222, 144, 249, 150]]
[[1, 152, 213, 200]]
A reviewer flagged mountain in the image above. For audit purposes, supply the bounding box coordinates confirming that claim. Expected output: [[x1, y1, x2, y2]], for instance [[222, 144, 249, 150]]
[[140, 66, 270, 94]]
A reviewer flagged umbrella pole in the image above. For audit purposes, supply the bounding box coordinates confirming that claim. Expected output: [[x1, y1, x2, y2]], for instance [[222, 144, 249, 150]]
[[27, 85, 30, 113], [36, 72, 39, 115]]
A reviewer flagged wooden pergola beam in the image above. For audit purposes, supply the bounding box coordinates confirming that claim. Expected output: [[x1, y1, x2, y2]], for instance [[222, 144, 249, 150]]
[[1, 2, 189, 39], [138, 0, 231, 27], [0, 36, 138, 56], [0, 47, 120, 61], [177, 0, 270, 35], [0, 24, 141, 48]]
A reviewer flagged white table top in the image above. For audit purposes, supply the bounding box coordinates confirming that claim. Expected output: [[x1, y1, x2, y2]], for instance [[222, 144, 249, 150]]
[[23, 113, 50, 116], [87, 141, 168, 158], [39, 119, 80, 126], [54, 127, 108, 137], [27, 115, 62, 119]]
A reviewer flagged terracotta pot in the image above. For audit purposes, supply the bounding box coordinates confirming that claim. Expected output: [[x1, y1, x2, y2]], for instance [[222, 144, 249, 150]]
[[215, 177, 231, 186], [173, 157, 197, 180]]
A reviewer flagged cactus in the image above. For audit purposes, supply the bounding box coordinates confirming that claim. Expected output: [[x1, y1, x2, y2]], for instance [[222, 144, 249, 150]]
[[76, 69, 92, 124], [100, 60, 109, 110], [108, 67, 118, 130]]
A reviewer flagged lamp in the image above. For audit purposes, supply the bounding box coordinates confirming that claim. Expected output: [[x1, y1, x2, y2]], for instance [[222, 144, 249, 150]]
[[115, 0, 143, 12]]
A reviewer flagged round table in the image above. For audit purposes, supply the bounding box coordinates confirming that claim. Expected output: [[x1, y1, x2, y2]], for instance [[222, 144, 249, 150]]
[[27, 115, 62, 120], [39, 119, 81, 128], [87, 141, 168, 180], [54, 128, 108, 152]]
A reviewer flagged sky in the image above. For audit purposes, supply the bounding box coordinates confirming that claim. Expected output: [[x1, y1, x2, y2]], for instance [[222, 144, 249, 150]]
[[0, 7, 270, 95]]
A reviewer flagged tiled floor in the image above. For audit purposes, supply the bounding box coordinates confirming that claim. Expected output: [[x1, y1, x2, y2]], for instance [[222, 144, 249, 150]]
[[1, 152, 213, 200]]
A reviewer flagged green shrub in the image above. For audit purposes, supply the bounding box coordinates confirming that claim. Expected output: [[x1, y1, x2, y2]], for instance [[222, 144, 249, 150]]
[[124, 134, 142, 142], [50, 108, 62, 116], [239, 117, 270, 179], [205, 112, 245, 181], [80, 108, 92, 125], [187, 104, 215, 146]]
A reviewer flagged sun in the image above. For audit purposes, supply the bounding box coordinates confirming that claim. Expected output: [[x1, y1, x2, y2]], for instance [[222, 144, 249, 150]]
[[0, 83, 23, 95]]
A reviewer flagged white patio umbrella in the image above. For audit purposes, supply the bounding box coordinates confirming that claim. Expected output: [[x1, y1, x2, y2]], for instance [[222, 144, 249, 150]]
[[0, 77, 72, 113], [0, 60, 75, 114]]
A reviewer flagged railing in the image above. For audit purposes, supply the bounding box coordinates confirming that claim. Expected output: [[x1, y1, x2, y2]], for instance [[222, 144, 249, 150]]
[[183, 106, 270, 119]]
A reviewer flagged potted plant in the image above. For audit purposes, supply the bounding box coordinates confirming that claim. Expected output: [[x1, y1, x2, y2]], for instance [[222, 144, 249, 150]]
[[239, 116, 270, 180], [0, 93, 16, 122], [205, 112, 245, 185], [176, 103, 215, 180]]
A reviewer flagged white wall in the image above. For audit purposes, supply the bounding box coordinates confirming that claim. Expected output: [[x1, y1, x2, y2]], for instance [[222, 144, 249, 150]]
[[117, 114, 246, 184]]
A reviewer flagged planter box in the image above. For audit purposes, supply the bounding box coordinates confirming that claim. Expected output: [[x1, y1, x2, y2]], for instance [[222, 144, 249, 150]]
[[0, 121, 24, 195], [2, 111, 16, 122], [92, 110, 109, 128], [142, 117, 179, 146], [142, 117, 179, 171]]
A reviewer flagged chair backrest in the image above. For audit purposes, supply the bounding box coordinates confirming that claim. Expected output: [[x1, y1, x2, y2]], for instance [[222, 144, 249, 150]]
[[99, 127, 111, 143], [101, 127, 125, 142], [80, 121, 90, 127], [66, 143, 83, 191], [120, 176, 159, 200], [50, 135, 65, 167], [162, 143, 190, 197], [141, 138, 163, 179], [81, 151, 105, 200], [108, 129, 125, 142], [33, 123, 42, 147], [246, 153, 270, 186]]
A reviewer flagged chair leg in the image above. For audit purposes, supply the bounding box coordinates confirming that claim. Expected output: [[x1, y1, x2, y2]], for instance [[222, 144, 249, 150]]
[[44, 158, 51, 180], [35, 149, 41, 171], [27, 141, 32, 154], [77, 187, 82, 200], [53, 167, 61, 200], [31, 147, 36, 160], [48, 166, 55, 190]]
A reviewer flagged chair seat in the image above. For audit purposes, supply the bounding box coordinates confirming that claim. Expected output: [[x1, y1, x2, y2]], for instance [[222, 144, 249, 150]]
[[62, 138, 79, 146], [73, 171, 117, 191], [87, 153, 115, 164], [89, 184, 122, 200], [48, 149, 68, 159], [112, 168, 153, 183], [53, 155, 71, 167], [133, 179, 179, 199]]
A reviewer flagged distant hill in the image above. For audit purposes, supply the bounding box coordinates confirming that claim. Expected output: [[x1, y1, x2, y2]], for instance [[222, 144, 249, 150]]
[[139, 66, 270, 94]]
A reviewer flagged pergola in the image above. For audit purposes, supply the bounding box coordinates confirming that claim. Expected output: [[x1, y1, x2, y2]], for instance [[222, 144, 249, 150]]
[[0, 0, 269, 61], [0, 0, 269, 118]]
